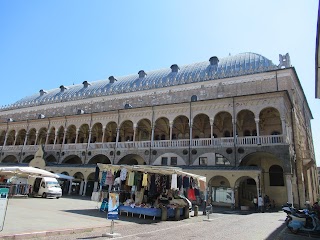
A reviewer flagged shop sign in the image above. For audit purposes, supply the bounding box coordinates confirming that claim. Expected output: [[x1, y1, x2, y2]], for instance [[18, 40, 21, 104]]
[[107, 192, 119, 220]]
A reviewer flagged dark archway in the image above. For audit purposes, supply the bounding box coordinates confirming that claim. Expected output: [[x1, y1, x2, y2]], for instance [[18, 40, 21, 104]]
[[87, 154, 111, 164], [62, 155, 82, 164], [118, 154, 145, 165]]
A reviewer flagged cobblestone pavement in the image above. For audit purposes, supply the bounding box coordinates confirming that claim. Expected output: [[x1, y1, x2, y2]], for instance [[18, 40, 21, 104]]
[[0, 196, 319, 240]]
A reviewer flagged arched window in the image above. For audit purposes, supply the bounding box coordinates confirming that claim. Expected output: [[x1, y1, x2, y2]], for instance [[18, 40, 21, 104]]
[[224, 131, 230, 137], [269, 165, 284, 186]]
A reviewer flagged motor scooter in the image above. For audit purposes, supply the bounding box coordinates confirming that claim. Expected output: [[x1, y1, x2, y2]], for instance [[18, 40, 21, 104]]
[[287, 210, 320, 234], [282, 203, 307, 225]]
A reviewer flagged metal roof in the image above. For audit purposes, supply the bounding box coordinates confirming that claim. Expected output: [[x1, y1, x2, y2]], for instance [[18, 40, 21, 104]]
[[1, 52, 277, 111]]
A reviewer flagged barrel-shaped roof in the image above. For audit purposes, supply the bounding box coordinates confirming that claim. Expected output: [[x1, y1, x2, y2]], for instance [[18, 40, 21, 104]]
[[1, 52, 277, 110]]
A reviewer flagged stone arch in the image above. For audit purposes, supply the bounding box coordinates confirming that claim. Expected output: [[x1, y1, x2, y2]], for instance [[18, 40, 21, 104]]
[[234, 176, 258, 209], [259, 107, 282, 135], [236, 110, 255, 137], [193, 113, 210, 138], [172, 115, 189, 140], [16, 129, 26, 145], [2, 155, 18, 163], [27, 128, 37, 145], [6, 130, 15, 145], [45, 154, 57, 163], [208, 176, 232, 206], [213, 111, 233, 138], [136, 119, 151, 141], [87, 154, 111, 164], [154, 117, 169, 140], [91, 122, 103, 143], [47, 127, 56, 144], [71, 172, 85, 195], [37, 127, 47, 145], [57, 126, 65, 144], [0, 130, 6, 145], [62, 155, 82, 164], [119, 120, 134, 142], [77, 124, 89, 143], [22, 155, 34, 163], [117, 154, 145, 165], [104, 122, 117, 142], [269, 165, 284, 186], [65, 125, 76, 144]]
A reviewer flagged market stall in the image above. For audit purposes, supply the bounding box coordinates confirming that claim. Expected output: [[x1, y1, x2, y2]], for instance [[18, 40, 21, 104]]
[[94, 164, 206, 221]]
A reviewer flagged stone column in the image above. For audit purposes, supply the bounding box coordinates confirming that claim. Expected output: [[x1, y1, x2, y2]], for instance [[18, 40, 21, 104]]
[[23, 132, 28, 146], [75, 128, 79, 144], [87, 130, 92, 145], [3, 132, 8, 146], [285, 174, 294, 204], [151, 126, 155, 147], [115, 128, 120, 147], [102, 127, 106, 143], [53, 130, 58, 145], [210, 118, 214, 146], [13, 132, 18, 145], [68, 180, 73, 195], [133, 123, 137, 142], [62, 129, 67, 145], [45, 132, 49, 145], [79, 181, 84, 195], [82, 181, 88, 196], [189, 121, 193, 144], [255, 118, 260, 144], [169, 121, 173, 141], [34, 131, 39, 145]]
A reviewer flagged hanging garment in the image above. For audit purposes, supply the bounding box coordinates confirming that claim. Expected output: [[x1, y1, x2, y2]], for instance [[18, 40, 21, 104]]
[[100, 171, 107, 186], [106, 171, 114, 186], [171, 174, 178, 189], [155, 174, 162, 193], [188, 188, 196, 201], [142, 173, 148, 187], [194, 188, 200, 196], [135, 172, 143, 191], [161, 175, 167, 193], [177, 175, 182, 188], [127, 171, 135, 186], [120, 168, 127, 181], [149, 174, 157, 195], [183, 176, 190, 188]]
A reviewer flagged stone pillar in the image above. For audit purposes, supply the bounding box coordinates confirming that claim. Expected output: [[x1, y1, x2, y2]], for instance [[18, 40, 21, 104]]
[[3, 132, 8, 146], [13, 132, 18, 146], [34, 131, 39, 145], [189, 121, 193, 144], [115, 128, 120, 147], [102, 127, 106, 143], [82, 181, 88, 196], [210, 118, 214, 146], [62, 129, 67, 145], [53, 130, 58, 145], [23, 132, 28, 146], [79, 181, 84, 195], [255, 118, 260, 144], [87, 130, 92, 148], [151, 126, 155, 147], [169, 122, 173, 141], [285, 174, 294, 204], [68, 180, 73, 195], [75, 128, 79, 144], [45, 132, 49, 145], [133, 124, 137, 142]]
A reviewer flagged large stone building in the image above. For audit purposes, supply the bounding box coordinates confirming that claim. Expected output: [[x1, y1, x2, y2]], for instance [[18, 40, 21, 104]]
[[0, 52, 317, 208]]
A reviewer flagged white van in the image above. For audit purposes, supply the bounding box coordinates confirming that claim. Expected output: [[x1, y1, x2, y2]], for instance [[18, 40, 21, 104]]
[[29, 177, 62, 199]]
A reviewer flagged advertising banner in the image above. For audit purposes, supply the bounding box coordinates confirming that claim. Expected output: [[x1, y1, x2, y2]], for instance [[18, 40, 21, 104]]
[[0, 188, 9, 231], [107, 192, 119, 220]]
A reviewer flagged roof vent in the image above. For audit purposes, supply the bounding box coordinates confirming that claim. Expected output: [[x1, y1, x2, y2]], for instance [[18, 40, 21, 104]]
[[209, 56, 219, 66], [82, 81, 91, 88], [138, 70, 147, 78], [38, 114, 45, 119], [170, 64, 179, 73], [108, 76, 117, 84], [39, 89, 47, 96], [60, 85, 67, 92]]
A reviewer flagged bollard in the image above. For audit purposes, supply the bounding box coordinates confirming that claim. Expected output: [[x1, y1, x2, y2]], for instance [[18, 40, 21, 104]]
[[184, 206, 189, 219], [194, 205, 198, 216], [175, 208, 180, 221], [161, 206, 167, 221]]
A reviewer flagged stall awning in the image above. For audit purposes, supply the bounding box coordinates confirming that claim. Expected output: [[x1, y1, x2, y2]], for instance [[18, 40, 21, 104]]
[[0, 166, 59, 178], [97, 163, 206, 183]]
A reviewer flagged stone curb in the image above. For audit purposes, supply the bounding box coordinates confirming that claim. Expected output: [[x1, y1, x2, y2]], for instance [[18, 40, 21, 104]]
[[0, 226, 107, 240]]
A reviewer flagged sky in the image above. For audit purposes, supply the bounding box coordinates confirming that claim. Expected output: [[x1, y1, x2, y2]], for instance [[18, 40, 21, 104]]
[[0, 1, 320, 165]]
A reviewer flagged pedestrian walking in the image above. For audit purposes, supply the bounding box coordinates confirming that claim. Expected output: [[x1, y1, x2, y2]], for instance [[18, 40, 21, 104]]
[[252, 196, 258, 211]]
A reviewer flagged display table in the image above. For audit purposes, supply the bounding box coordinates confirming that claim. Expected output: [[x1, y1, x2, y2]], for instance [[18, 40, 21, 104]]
[[119, 205, 161, 220]]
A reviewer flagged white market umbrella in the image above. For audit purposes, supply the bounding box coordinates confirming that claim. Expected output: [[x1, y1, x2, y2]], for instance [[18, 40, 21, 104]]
[[0, 166, 58, 178]]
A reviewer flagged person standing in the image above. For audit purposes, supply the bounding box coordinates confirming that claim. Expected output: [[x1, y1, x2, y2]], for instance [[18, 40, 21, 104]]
[[258, 195, 264, 213], [253, 196, 258, 211]]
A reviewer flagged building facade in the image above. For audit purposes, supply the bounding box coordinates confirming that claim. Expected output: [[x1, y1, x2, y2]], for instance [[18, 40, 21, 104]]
[[0, 52, 318, 208]]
